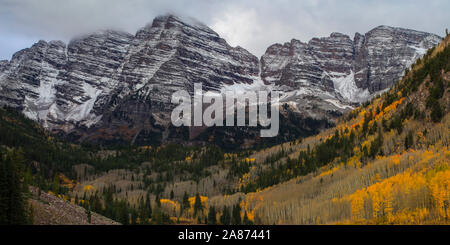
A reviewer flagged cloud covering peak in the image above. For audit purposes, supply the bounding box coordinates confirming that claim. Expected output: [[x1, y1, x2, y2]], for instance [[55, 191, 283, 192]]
[[0, 0, 448, 60]]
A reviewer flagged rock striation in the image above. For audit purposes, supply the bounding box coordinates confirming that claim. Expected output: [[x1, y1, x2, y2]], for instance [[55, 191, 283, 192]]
[[261, 26, 441, 119], [0, 15, 441, 145]]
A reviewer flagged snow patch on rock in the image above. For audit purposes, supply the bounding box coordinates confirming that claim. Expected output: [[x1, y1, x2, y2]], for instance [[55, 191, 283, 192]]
[[331, 71, 371, 103]]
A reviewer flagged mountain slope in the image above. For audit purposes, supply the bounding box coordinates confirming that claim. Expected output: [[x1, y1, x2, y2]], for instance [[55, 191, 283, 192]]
[[208, 34, 450, 224], [0, 15, 441, 147], [29, 187, 119, 225], [1, 26, 448, 225]]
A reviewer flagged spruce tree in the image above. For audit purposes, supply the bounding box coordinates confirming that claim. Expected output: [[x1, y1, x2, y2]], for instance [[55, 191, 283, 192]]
[[193, 193, 202, 217], [86, 206, 92, 224], [405, 131, 414, 149], [155, 194, 161, 208], [232, 204, 241, 225], [146, 193, 152, 220], [180, 191, 189, 216], [220, 206, 231, 225], [207, 206, 217, 225], [0, 149, 31, 224]]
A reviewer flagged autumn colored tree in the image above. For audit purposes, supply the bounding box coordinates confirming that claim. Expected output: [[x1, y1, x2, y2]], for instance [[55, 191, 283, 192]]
[[243, 211, 253, 225]]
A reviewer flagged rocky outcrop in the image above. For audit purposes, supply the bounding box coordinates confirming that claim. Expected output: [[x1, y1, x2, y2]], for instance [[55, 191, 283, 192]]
[[354, 26, 441, 93], [261, 26, 441, 119], [0, 15, 259, 138]]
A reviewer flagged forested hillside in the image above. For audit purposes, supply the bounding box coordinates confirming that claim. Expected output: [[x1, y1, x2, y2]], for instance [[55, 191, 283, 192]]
[[206, 34, 450, 224], [0, 106, 249, 224]]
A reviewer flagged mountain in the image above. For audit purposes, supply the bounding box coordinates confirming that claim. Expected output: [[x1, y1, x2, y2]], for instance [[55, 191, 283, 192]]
[[1, 32, 448, 226], [0, 15, 261, 145], [262, 26, 441, 119], [0, 15, 441, 147], [0, 15, 258, 128]]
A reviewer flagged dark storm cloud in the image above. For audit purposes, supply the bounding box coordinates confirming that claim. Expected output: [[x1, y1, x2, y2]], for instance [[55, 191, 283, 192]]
[[0, 0, 448, 60]]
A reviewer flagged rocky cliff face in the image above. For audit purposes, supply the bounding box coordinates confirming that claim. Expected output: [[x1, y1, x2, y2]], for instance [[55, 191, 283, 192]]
[[0, 15, 259, 142], [0, 15, 441, 146], [0, 30, 135, 130], [261, 25, 441, 119]]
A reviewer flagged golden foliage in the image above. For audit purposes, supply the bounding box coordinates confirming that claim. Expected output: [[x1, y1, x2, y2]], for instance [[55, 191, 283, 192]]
[[244, 158, 256, 163], [341, 158, 450, 224], [83, 185, 95, 192], [383, 97, 405, 114], [319, 166, 341, 178], [188, 195, 208, 208]]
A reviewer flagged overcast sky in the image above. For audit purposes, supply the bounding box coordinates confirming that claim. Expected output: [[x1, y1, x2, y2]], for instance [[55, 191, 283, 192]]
[[0, 0, 448, 60]]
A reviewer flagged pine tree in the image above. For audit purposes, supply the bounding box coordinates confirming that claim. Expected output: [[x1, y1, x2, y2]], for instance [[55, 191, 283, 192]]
[[119, 202, 129, 225], [131, 209, 137, 225], [0, 149, 31, 224], [86, 206, 92, 224], [193, 193, 202, 217], [155, 194, 161, 208], [180, 191, 189, 216], [0, 152, 9, 224], [220, 206, 231, 225], [138, 196, 147, 224], [207, 206, 217, 225], [404, 131, 414, 149], [52, 173, 60, 194], [232, 204, 242, 225], [430, 101, 443, 123], [146, 193, 152, 220]]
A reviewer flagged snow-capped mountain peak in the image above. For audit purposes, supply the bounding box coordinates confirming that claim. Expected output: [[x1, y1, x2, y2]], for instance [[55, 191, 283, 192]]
[[0, 15, 442, 144]]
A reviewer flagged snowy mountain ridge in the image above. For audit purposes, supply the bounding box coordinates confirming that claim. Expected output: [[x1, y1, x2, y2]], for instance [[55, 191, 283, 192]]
[[0, 15, 442, 144]]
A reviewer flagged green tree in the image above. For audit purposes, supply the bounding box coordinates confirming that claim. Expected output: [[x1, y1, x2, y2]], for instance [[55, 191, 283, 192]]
[[131, 209, 137, 225], [220, 206, 231, 225], [430, 101, 443, 123], [182, 192, 189, 209], [404, 131, 414, 150], [155, 194, 161, 208], [52, 173, 60, 194], [0, 149, 32, 225], [232, 204, 242, 225], [119, 202, 129, 225], [193, 193, 203, 217], [146, 193, 152, 221], [207, 206, 217, 225], [86, 206, 92, 224]]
